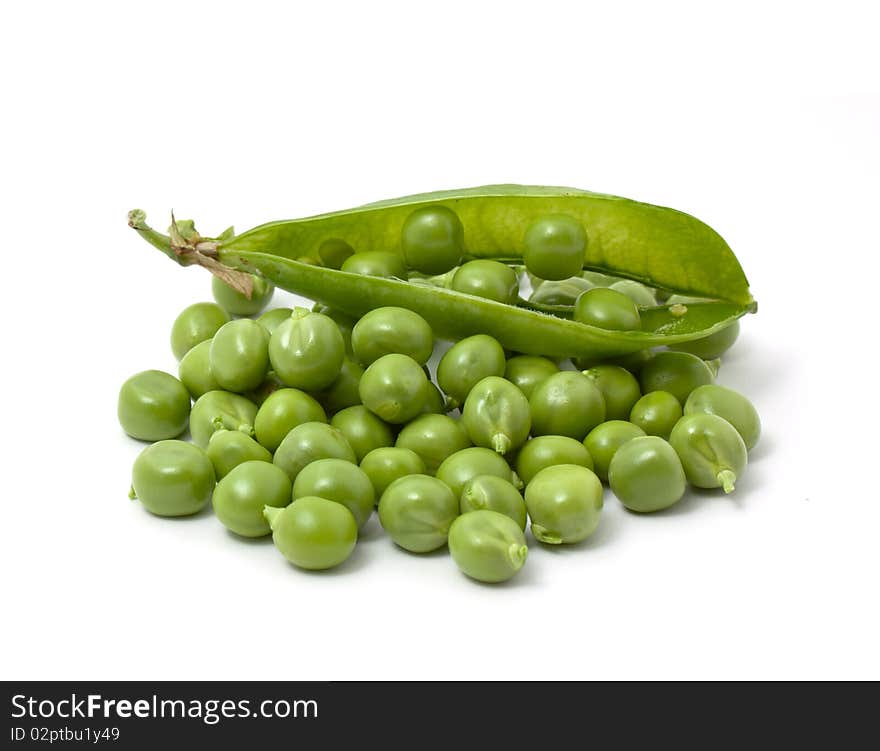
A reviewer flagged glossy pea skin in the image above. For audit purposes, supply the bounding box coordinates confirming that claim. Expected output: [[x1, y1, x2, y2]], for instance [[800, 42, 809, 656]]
[[462, 376, 531, 455], [525, 464, 603, 544], [170, 302, 229, 360], [189, 390, 258, 448], [206, 429, 272, 479], [264, 497, 357, 570], [401, 205, 465, 275], [608, 279, 657, 307], [529, 371, 606, 440], [515, 435, 594, 486], [451, 260, 519, 304], [341, 250, 407, 279], [437, 334, 506, 408], [272, 421, 357, 483], [212, 274, 275, 316], [359, 353, 429, 424], [330, 405, 394, 462], [436, 447, 520, 499], [529, 276, 594, 306], [574, 287, 642, 331], [254, 388, 327, 453], [178, 340, 220, 400], [684, 384, 761, 451], [671, 320, 740, 360], [213, 460, 291, 537], [311, 306, 357, 355], [504, 355, 559, 399], [360, 447, 426, 499], [394, 414, 471, 474], [669, 413, 748, 493], [523, 215, 587, 281], [269, 308, 345, 391], [118, 370, 191, 442], [319, 357, 365, 414], [210, 319, 271, 393], [608, 436, 686, 513], [460, 475, 527, 530], [292, 458, 375, 529], [584, 420, 646, 482], [639, 351, 715, 404], [130, 440, 215, 517], [449, 510, 528, 583], [351, 307, 434, 366], [421, 382, 447, 415], [629, 390, 682, 439], [378, 474, 459, 553], [583, 364, 642, 421], [257, 307, 295, 336]]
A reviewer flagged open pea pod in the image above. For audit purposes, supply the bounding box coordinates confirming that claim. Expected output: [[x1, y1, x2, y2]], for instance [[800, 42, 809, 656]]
[[128, 185, 756, 359]]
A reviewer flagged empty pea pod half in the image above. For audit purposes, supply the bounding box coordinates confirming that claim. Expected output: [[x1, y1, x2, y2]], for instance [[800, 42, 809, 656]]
[[129, 185, 756, 359]]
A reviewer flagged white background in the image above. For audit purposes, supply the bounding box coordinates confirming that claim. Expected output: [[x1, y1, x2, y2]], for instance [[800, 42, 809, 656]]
[[1, 1, 878, 680]]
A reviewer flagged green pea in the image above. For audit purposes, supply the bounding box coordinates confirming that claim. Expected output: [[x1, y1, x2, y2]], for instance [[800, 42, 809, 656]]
[[292, 458, 375, 529], [394, 414, 470, 474], [684, 384, 761, 451], [515, 435, 594, 486], [449, 510, 528, 583], [437, 334, 506, 408], [523, 215, 586, 281], [608, 436, 686, 512], [254, 388, 327, 453], [608, 279, 657, 307], [318, 238, 355, 269], [209, 319, 270, 393], [459, 475, 527, 530], [178, 340, 221, 400], [206, 429, 272, 479], [319, 357, 364, 414], [360, 447, 426, 499], [330, 405, 394, 462], [572, 348, 654, 374], [212, 274, 275, 316], [669, 413, 748, 493], [130, 440, 215, 517], [580, 270, 618, 286], [312, 306, 357, 355], [351, 307, 434, 366], [639, 351, 714, 404], [341, 251, 407, 278], [170, 302, 229, 360], [272, 421, 356, 483], [583, 364, 642, 421], [462, 376, 531, 455], [359, 353, 429, 424], [189, 390, 258, 448], [421, 382, 448, 415], [378, 474, 459, 553], [451, 260, 519, 304], [436, 447, 521, 499], [574, 288, 642, 331], [118, 370, 191, 442], [529, 371, 606, 440], [245, 372, 286, 407], [269, 308, 345, 391], [213, 460, 290, 537], [670, 320, 740, 360], [257, 307, 295, 336], [503, 355, 559, 399], [528, 276, 595, 306], [583, 420, 646, 482], [264, 497, 357, 570], [629, 390, 682, 439], [401, 205, 464, 275], [524, 464, 603, 544]]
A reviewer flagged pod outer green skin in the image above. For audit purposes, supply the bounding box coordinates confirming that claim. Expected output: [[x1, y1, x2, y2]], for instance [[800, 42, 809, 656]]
[[129, 186, 756, 359]]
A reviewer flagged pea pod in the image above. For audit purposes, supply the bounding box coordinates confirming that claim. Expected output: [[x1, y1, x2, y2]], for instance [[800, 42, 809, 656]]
[[129, 185, 755, 358]]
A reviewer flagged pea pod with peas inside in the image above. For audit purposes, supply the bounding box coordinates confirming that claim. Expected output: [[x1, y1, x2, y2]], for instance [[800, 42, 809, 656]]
[[129, 185, 755, 359]]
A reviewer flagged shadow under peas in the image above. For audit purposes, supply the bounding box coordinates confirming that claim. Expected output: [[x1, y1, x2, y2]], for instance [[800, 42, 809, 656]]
[[277, 537, 374, 577], [224, 528, 275, 546]]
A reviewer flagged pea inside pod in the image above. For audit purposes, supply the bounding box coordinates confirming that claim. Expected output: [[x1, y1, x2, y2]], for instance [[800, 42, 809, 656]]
[[451, 259, 519, 304]]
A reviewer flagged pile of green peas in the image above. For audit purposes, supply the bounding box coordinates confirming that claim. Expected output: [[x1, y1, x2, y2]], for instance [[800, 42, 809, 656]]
[[120, 208, 760, 584]]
